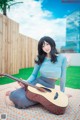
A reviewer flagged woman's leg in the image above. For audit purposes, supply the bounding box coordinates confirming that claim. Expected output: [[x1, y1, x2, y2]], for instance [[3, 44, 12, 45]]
[[9, 79, 38, 109], [9, 87, 38, 109]]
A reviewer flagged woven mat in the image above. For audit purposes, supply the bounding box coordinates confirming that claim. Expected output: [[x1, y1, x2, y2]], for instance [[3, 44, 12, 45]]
[[0, 82, 80, 120]]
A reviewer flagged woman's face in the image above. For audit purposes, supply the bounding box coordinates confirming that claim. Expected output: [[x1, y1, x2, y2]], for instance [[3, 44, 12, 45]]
[[42, 41, 51, 54]]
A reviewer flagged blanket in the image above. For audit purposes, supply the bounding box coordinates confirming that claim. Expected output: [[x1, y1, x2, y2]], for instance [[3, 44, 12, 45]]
[[0, 82, 80, 120]]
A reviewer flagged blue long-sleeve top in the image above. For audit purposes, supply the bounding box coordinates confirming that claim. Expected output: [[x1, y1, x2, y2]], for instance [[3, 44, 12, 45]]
[[27, 54, 67, 92]]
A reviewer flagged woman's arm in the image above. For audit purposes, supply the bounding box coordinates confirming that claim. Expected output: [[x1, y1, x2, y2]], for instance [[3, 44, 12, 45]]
[[26, 64, 41, 83], [18, 64, 41, 87], [60, 56, 67, 92]]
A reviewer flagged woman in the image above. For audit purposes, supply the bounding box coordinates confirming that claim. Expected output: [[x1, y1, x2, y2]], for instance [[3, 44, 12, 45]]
[[6, 36, 67, 109]]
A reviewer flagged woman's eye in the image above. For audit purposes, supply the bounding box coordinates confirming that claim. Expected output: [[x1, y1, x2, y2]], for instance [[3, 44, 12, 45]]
[[46, 43, 49, 45]]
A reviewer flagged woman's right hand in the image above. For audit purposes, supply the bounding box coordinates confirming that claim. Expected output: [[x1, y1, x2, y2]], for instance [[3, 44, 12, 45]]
[[18, 78, 25, 87], [18, 81, 25, 88], [18, 78, 28, 91]]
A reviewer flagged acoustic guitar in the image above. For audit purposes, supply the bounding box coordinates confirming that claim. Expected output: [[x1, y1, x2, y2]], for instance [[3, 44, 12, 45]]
[[0, 73, 68, 115]]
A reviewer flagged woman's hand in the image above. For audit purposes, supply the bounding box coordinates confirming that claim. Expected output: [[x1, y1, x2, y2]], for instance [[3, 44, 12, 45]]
[[67, 94, 72, 98], [18, 81, 25, 88], [18, 78, 28, 91], [18, 78, 26, 88]]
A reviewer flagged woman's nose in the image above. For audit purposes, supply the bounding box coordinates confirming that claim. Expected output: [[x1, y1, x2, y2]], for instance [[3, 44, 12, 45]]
[[45, 45, 48, 49]]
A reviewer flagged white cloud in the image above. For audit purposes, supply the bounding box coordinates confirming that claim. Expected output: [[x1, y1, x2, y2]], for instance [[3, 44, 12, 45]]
[[7, 0, 66, 48]]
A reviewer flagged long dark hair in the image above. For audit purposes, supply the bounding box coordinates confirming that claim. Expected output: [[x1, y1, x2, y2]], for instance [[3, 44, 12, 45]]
[[35, 36, 59, 65]]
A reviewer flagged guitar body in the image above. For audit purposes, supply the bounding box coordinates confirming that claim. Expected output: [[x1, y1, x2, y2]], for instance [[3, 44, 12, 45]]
[[27, 84, 68, 115]]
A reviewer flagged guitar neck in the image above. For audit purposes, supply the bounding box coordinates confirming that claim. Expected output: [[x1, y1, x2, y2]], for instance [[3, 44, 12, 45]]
[[3, 74, 38, 89]]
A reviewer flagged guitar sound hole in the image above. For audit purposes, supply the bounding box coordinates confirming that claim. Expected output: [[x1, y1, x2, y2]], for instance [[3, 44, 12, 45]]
[[41, 87, 52, 92], [54, 92, 58, 100]]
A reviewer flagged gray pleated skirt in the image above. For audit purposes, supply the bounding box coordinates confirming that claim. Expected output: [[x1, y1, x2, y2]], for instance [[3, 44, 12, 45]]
[[9, 76, 55, 109]]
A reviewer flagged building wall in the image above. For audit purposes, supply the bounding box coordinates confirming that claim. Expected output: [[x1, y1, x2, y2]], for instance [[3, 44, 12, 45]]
[[63, 53, 80, 66], [66, 10, 80, 52]]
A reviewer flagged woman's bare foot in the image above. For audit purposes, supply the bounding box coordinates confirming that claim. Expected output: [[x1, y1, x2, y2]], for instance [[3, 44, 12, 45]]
[[67, 94, 72, 98], [6, 91, 12, 96], [5, 91, 15, 107]]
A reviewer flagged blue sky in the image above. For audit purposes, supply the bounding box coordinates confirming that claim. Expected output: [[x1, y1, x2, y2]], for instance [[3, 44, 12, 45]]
[[6, 0, 80, 48], [40, 0, 80, 18]]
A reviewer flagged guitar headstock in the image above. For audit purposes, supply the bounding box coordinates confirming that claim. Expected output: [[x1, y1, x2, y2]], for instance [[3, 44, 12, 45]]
[[0, 73, 5, 76]]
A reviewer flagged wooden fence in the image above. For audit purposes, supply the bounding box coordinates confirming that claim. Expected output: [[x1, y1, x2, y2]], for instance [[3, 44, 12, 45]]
[[0, 14, 38, 74]]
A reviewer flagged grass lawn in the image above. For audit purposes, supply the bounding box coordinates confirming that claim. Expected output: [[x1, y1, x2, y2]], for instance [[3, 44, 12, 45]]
[[0, 66, 80, 89]]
